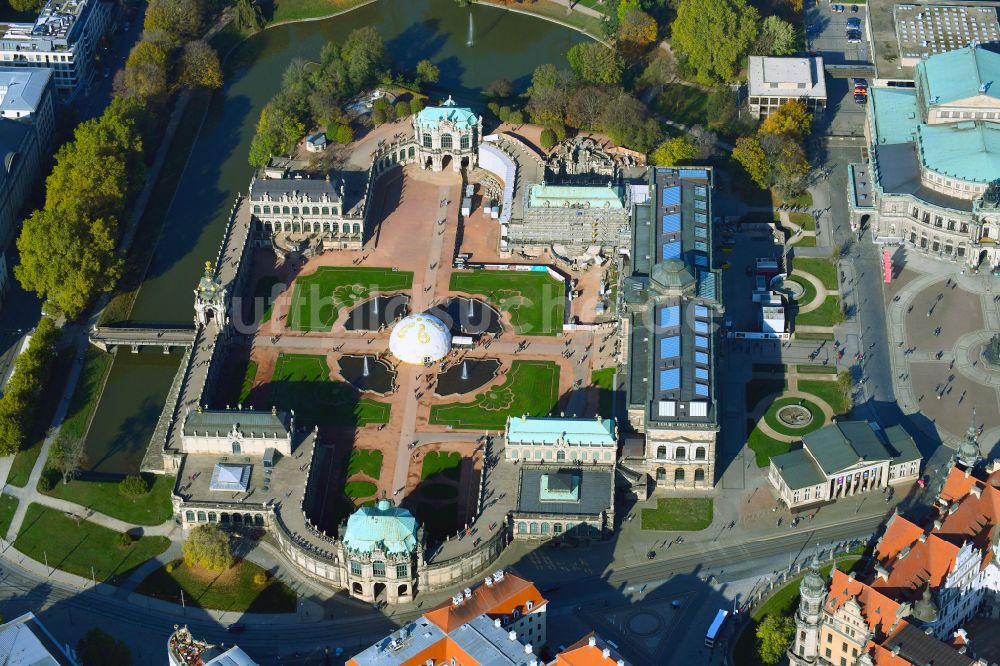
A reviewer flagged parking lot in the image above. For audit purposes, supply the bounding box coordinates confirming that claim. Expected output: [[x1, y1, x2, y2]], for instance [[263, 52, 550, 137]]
[[814, 77, 868, 138], [805, 0, 873, 65]]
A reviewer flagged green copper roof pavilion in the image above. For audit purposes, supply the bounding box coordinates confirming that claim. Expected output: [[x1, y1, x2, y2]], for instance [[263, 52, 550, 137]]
[[416, 96, 478, 130], [342, 499, 419, 555], [527, 183, 624, 209], [506, 416, 617, 447], [916, 45, 1000, 111], [917, 121, 1000, 183]]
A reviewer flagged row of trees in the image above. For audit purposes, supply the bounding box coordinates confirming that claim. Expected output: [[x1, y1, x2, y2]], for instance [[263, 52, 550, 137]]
[[14, 0, 224, 319], [0, 317, 60, 455], [248, 27, 387, 166], [733, 99, 812, 197]]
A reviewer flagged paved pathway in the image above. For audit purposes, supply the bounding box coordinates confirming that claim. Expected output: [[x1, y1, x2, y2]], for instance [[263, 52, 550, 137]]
[[2, 485, 177, 537], [792, 268, 839, 315]]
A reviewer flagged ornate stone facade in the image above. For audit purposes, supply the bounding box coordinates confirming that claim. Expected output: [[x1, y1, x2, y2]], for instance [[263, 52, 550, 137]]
[[413, 96, 481, 172]]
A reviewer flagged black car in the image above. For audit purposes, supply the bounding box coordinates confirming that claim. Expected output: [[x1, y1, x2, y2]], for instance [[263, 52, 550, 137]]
[[226, 623, 246, 633], [854, 93, 868, 104], [846, 29, 862, 43], [646, 550, 656, 559]]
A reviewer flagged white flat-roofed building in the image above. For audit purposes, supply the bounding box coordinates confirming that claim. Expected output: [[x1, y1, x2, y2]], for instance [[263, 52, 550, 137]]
[[0, 0, 113, 100], [0, 612, 78, 665], [748, 56, 827, 118]]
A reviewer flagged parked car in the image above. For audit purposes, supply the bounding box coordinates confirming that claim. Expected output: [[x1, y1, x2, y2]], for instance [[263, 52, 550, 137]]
[[846, 29, 862, 43], [807, 24, 821, 33], [851, 4, 859, 11], [847, 17, 861, 28], [854, 93, 868, 104], [853, 77, 868, 89], [832, 4, 844, 12]]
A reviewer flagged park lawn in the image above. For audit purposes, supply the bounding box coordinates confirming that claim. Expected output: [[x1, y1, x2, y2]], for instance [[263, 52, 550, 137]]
[[791, 235, 816, 247], [14, 504, 169, 582], [7, 348, 75, 488], [450, 271, 565, 336], [344, 481, 377, 500], [136, 559, 297, 613], [60, 348, 114, 441], [796, 296, 844, 328], [421, 451, 461, 481], [641, 498, 713, 531], [270, 0, 370, 23], [269, 353, 391, 427], [655, 83, 710, 127], [429, 361, 560, 430], [347, 449, 383, 480], [799, 379, 850, 416], [786, 274, 817, 309], [287, 267, 412, 332], [39, 475, 174, 526], [762, 398, 825, 437], [591, 367, 615, 418], [748, 426, 791, 467], [480, 0, 605, 37], [239, 360, 258, 405], [789, 212, 816, 231], [772, 190, 813, 208], [0, 494, 17, 537], [792, 258, 838, 292], [796, 364, 836, 374], [795, 331, 834, 341]]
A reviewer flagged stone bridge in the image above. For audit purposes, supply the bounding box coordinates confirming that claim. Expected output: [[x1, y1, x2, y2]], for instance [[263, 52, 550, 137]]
[[89, 326, 197, 353]]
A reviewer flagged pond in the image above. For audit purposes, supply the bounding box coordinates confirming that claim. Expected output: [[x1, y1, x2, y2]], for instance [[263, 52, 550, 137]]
[[88, 0, 590, 475]]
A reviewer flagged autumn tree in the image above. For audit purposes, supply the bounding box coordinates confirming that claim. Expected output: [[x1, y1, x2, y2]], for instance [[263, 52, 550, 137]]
[[526, 63, 574, 127], [762, 133, 811, 197], [760, 99, 813, 140], [617, 0, 642, 23], [119, 39, 170, 99], [638, 49, 678, 91], [601, 90, 663, 153], [50, 435, 87, 485], [77, 628, 131, 666], [756, 615, 795, 665], [179, 40, 223, 89], [754, 16, 799, 56], [416, 59, 440, 85], [183, 524, 235, 572], [618, 8, 658, 57], [9, 0, 44, 10], [671, 0, 759, 84], [566, 85, 610, 131], [651, 136, 697, 166], [0, 317, 59, 455], [233, 0, 265, 35], [341, 26, 386, 90], [144, 0, 204, 41], [567, 42, 623, 85], [485, 78, 513, 99], [733, 135, 769, 189]]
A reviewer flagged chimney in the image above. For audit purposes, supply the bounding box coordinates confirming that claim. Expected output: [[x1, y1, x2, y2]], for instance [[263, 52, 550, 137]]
[[876, 564, 890, 581], [892, 646, 900, 656], [618, 661, 625, 666], [508, 631, 517, 641], [485, 574, 494, 587], [971, 485, 982, 498], [898, 546, 910, 560], [464, 587, 472, 599], [525, 644, 533, 654], [602, 648, 611, 658], [934, 518, 943, 530], [919, 532, 927, 542], [494, 618, 502, 628], [588, 636, 597, 647]]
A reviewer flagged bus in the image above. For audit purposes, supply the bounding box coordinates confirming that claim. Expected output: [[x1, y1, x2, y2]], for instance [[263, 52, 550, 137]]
[[705, 609, 729, 648]]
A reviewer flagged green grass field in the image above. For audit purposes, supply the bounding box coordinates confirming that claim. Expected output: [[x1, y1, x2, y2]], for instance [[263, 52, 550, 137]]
[[344, 481, 378, 500], [61, 348, 114, 441], [15, 504, 169, 582], [39, 475, 175, 526], [786, 274, 817, 310], [239, 360, 258, 404], [421, 451, 461, 481], [136, 559, 296, 613], [792, 258, 838, 292], [270, 353, 390, 427], [791, 235, 816, 247], [270, 0, 371, 23], [748, 425, 791, 467], [347, 449, 383, 480], [641, 498, 713, 531], [287, 267, 412, 332], [450, 271, 565, 336], [788, 212, 816, 231], [794, 331, 835, 341], [0, 494, 18, 537], [591, 367, 615, 418], [796, 365, 836, 375], [655, 83, 710, 127], [799, 379, 850, 416], [796, 296, 844, 327], [762, 398, 826, 437], [429, 361, 560, 429]]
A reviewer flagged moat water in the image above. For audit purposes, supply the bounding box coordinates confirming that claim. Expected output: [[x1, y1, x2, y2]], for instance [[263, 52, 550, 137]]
[[86, 0, 589, 474]]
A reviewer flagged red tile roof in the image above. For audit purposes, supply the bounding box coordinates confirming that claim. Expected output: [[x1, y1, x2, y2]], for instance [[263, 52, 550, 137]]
[[552, 633, 626, 666], [872, 516, 958, 599], [423, 572, 547, 634], [825, 570, 903, 639]]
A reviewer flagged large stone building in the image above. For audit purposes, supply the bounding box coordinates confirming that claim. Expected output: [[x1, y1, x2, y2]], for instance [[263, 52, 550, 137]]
[[413, 96, 481, 172], [622, 167, 721, 492], [0, 0, 112, 100], [504, 415, 617, 464], [857, 46, 1000, 270], [508, 183, 631, 257], [787, 458, 1000, 666], [179, 407, 294, 456], [768, 421, 921, 509], [747, 56, 827, 119]]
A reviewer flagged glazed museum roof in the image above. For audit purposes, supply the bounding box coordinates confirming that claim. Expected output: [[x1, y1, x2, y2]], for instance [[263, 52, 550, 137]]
[[527, 183, 624, 209], [343, 499, 419, 555], [506, 416, 616, 447]]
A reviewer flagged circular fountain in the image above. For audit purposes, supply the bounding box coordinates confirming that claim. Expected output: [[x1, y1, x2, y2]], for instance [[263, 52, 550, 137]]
[[338, 355, 396, 395], [435, 359, 501, 396], [345, 294, 409, 331]]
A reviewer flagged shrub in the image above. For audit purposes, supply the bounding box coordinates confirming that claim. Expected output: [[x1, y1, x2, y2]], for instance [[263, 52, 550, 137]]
[[119, 474, 149, 497], [507, 110, 525, 125], [118, 531, 134, 547], [394, 100, 410, 119], [335, 123, 354, 145], [498, 105, 511, 122], [37, 473, 53, 492], [539, 128, 557, 149], [553, 123, 567, 141], [409, 98, 424, 115], [165, 560, 176, 573], [371, 107, 386, 125], [253, 571, 269, 586], [487, 101, 500, 118], [182, 524, 234, 572]]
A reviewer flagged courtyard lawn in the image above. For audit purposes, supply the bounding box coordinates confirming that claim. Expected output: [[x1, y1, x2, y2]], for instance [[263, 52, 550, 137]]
[[450, 271, 565, 336], [344, 481, 377, 500], [287, 267, 412, 332], [591, 366, 615, 418], [762, 398, 825, 437], [794, 331, 834, 341], [799, 379, 850, 416], [0, 494, 17, 537], [60, 348, 114, 441], [788, 212, 816, 231], [791, 235, 816, 248], [772, 190, 813, 209], [14, 504, 170, 582], [654, 83, 710, 127], [796, 296, 844, 328], [796, 365, 836, 375], [38, 475, 174, 526], [421, 451, 462, 481], [429, 361, 560, 430], [748, 425, 791, 467], [136, 559, 297, 613], [270, 353, 391, 427], [792, 258, 838, 292], [786, 275, 817, 310], [347, 449, 383, 480], [238, 360, 258, 405], [641, 498, 713, 531]]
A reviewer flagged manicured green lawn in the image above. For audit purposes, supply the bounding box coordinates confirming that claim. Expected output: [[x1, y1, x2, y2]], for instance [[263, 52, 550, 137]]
[[786, 274, 817, 309], [788, 212, 816, 231], [39, 475, 174, 526], [270, 0, 370, 23], [429, 361, 560, 429], [15, 504, 169, 582], [344, 481, 377, 500], [791, 235, 816, 247], [450, 271, 565, 336], [0, 494, 18, 537], [136, 559, 297, 613], [347, 449, 383, 480], [794, 331, 835, 341], [792, 258, 838, 291], [269, 353, 390, 427], [591, 367, 615, 418], [773, 190, 813, 208], [421, 451, 461, 481], [762, 398, 825, 437], [61, 348, 114, 441], [796, 365, 836, 374], [799, 379, 850, 416], [641, 498, 713, 531], [655, 83, 710, 127], [287, 267, 412, 332], [239, 360, 258, 405], [796, 296, 844, 327], [748, 426, 790, 467]]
